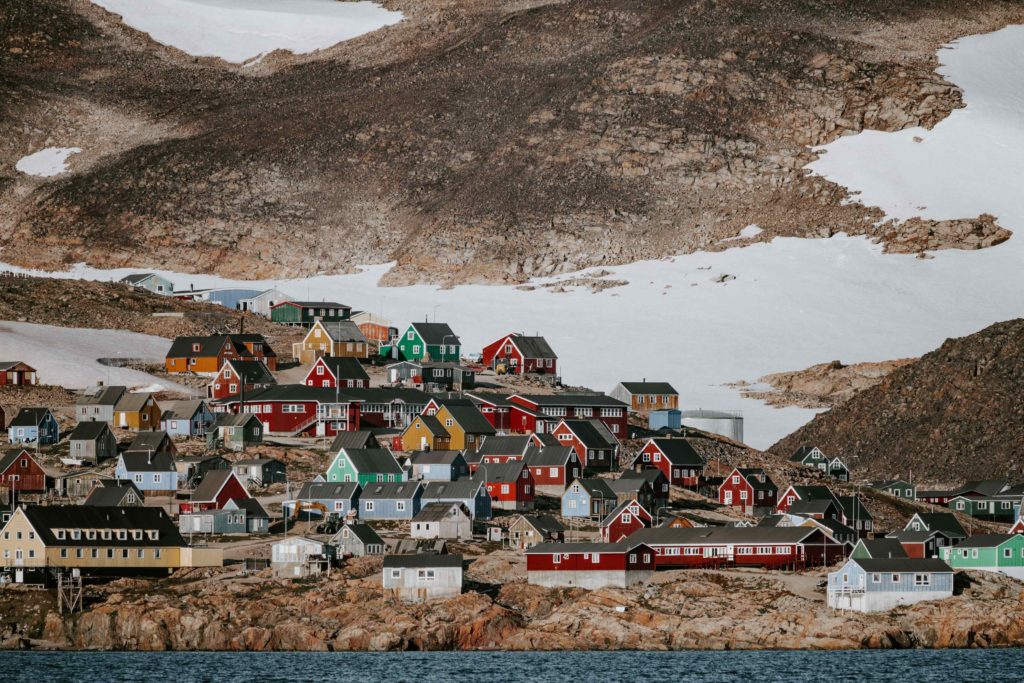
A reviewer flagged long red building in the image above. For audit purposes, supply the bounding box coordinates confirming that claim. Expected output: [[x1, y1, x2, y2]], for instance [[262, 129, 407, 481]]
[[525, 541, 656, 589], [629, 526, 847, 569]]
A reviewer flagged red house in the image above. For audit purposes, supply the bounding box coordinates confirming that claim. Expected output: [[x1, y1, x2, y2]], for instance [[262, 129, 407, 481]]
[[479, 461, 534, 512], [551, 419, 619, 471], [0, 361, 37, 386], [630, 526, 847, 569], [475, 434, 535, 466], [776, 485, 841, 516], [481, 333, 558, 376], [303, 356, 370, 389], [524, 446, 581, 496], [467, 392, 514, 431], [506, 394, 628, 438], [0, 449, 47, 493], [718, 467, 777, 514], [179, 470, 250, 513], [525, 541, 656, 589], [631, 438, 705, 488], [216, 385, 361, 437], [600, 499, 652, 543], [209, 359, 276, 400]]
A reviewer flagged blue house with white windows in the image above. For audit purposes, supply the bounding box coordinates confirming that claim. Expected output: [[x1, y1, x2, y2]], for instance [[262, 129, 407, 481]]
[[8, 407, 59, 445], [422, 480, 492, 520], [359, 482, 423, 520], [283, 481, 361, 518], [115, 451, 179, 493], [827, 557, 954, 612], [561, 478, 619, 520]]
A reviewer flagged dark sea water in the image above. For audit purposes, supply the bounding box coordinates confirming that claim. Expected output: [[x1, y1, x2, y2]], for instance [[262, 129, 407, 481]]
[[0, 649, 1016, 683]]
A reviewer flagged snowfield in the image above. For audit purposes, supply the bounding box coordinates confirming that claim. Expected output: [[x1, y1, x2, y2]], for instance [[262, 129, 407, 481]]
[[90, 0, 403, 64], [15, 147, 81, 177], [3, 25, 1023, 448], [0, 322, 194, 394]]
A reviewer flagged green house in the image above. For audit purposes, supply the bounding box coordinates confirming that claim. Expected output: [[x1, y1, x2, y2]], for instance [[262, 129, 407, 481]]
[[395, 322, 461, 362], [941, 533, 1024, 579], [270, 300, 351, 327], [869, 479, 917, 500], [326, 447, 405, 486], [948, 495, 1018, 522]]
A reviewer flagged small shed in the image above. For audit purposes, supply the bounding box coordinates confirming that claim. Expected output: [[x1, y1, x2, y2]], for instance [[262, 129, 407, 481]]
[[383, 554, 463, 602], [67, 421, 118, 464], [411, 502, 473, 541], [271, 536, 336, 578]]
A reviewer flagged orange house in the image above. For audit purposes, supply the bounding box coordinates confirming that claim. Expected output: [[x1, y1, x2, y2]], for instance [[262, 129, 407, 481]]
[[165, 334, 277, 375], [113, 393, 162, 431]]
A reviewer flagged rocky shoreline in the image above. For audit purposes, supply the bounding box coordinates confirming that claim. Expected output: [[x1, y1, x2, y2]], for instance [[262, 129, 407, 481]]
[[5, 558, 1024, 652]]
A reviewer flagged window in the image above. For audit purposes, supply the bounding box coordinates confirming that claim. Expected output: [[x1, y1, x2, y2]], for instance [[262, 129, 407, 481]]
[[91, 549, 98, 559], [412, 345, 420, 355], [417, 569, 437, 581], [445, 419, 453, 428], [592, 553, 601, 564], [154, 549, 162, 559], [1004, 548, 1013, 558], [397, 501, 406, 512], [622, 513, 632, 524], [137, 549, 145, 559], [390, 569, 401, 579], [153, 474, 162, 484], [501, 484, 510, 494], [914, 574, 931, 586], [76, 549, 83, 559], [60, 548, 68, 558], [56, 530, 66, 540], [317, 365, 324, 376], [891, 574, 899, 583], [732, 475, 739, 484], [122, 549, 130, 559], [549, 467, 558, 477], [107, 549, 114, 559], [365, 501, 375, 512], [628, 553, 636, 563], [407, 331, 414, 341]]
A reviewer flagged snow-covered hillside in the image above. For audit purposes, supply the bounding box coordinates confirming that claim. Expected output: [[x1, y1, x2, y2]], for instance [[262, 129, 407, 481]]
[[4, 25, 1023, 448], [90, 0, 403, 64], [0, 322, 193, 394]]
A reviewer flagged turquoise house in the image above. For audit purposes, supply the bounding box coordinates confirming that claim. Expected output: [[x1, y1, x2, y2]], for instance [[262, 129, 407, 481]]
[[326, 448, 405, 486], [941, 533, 1024, 580], [391, 322, 461, 362]]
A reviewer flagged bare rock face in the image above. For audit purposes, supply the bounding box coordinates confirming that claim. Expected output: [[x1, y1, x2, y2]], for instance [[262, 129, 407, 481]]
[[3, 0, 1024, 283], [736, 358, 916, 409], [880, 214, 1012, 253]]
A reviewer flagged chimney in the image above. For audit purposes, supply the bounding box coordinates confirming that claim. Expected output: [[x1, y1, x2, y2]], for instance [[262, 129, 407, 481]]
[[239, 316, 245, 335]]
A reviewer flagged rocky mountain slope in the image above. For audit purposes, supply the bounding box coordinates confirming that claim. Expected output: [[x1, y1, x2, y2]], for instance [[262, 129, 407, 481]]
[[734, 358, 916, 409], [8, 560, 1024, 651], [1, 0, 1021, 284], [770, 318, 1024, 483]]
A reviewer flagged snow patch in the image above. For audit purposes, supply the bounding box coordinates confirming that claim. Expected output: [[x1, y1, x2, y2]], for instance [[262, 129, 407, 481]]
[[720, 224, 764, 243], [90, 0, 403, 64], [15, 147, 81, 177]]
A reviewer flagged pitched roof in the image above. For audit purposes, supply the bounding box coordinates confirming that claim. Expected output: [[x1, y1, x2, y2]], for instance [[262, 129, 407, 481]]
[[477, 435, 534, 457], [442, 405, 495, 435], [629, 526, 824, 546], [601, 499, 651, 526], [514, 393, 627, 408], [9, 407, 52, 427], [295, 481, 360, 501], [788, 499, 838, 516], [850, 557, 952, 573], [0, 449, 38, 473], [525, 446, 575, 468], [275, 300, 349, 309], [19, 505, 184, 547], [316, 356, 370, 380], [191, 470, 244, 503], [607, 477, 649, 495], [734, 467, 776, 491], [524, 542, 646, 555], [570, 477, 617, 499], [507, 334, 557, 359], [789, 445, 823, 462], [618, 382, 678, 395], [360, 481, 423, 500], [620, 468, 667, 485], [788, 485, 840, 504], [514, 514, 565, 535], [854, 539, 908, 559], [412, 502, 470, 522], [114, 392, 154, 413], [422, 480, 485, 500], [214, 413, 261, 428], [336, 522, 384, 546], [340, 448, 403, 475], [226, 497, 269, 519], [954, 480, 1010, 497], [76, 385, 127, 407], [84, 483, 143, 507], [561, 420, 618, 449], [119, 451, 175, 473], [838, 495, 872, 522], [412, 415, 447, 437], [329, 430, 379, 451], [383, 553, 463, 569], [952, 533, 1018, 549], [166, 334, 275, 360], [124, 431, 171, 454], [907, 513, 968, 538], [474, 461, 527, 483], [159, 399, 208, 421], [410, 450, 465, 466], [120, 273, 159, 284], [68, 421, 112, 441], [410, 322, 460, 346], [224, 359, 276, 385], [647, 438, 705, 466]]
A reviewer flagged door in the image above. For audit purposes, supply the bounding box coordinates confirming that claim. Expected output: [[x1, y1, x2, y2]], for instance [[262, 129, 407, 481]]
[[193, 517, 203, 532], [15, 568, 23, 583], [724, 491, 732, 505]]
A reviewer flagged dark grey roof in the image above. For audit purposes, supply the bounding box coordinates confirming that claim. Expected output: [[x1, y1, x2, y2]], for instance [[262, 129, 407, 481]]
[[562, 420, 618, 449], [20, 505, 185, 547], [120, 273, 157, 284], [851, 557, 952, 573], [227, 497, 269, 519], [442, 405, 495, 435], [514, 514, 565, 535], [525, 446, 575, 468], [618, 382, 678, 395], [647, 438, 705, 466], [629, 526, 823, 546], [225, 359, 276, 385], [9, 407, 53, 428], [317, 356, 370, 380], [341, 448, 403, 475], [601, 499, 651, 526], [466, 392, 515, 408], [838, 495, 872, 522], [329, 431, 379, 451], [124, 431, 171, 454], [119, 451, 175, 473], [953, 533, 1017, 549], [338, 523, 384, 546], [788, 499, 838, 515], [384, 553, 462, 569], [954, 480, 1010, 497], [160, 399, 209, 421], [191, 470, 242, 503], [214, 413, 261, 428], [83, 484, 143, 507], [296, 481, 360, 501], [413, 502, 470, 522], [276, 300, 350, 309], [907, 513, 968, 538], [76, 385, 127, 407], [607, 478, 649, 495], [855, 539, 908, 559], [68, 421, 111, 441], [166, 334, 275, 360], [508, 335, 557, 360], [317, 321, 366, 343], [412, 414, 447, 437], [788, 485, 840, 504], [513, 393, 627, 408], [360, 481, 422, 500], [789, 445, 824, 462], [734, 467, 776, 491], [473, 461, 526, 483], [477, 435, 534, 457], [0, 450, 36, 473], [620, 469, 667, 485], [571, 478, 617, 499], [114, 392, 155, 413], [410, 450, 465, 466], [524, 542, 646, 555], [410, 322, 460, 346], [422, 480, 485, 500]]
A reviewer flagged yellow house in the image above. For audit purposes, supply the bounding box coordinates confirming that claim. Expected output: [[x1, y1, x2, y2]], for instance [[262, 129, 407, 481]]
[[433, 405, 496, 451], [113, 393, 162, 431], [0, 505, 220, 584], [401, 415, 451, 452], [292, 320, 369, 364]]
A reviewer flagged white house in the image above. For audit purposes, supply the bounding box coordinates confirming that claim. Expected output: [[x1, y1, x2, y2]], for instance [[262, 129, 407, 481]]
[[382, 554, 463, 602], [827, 557, 954, 612], [271, 536, 335, 578], [410, 502, 473, 541]]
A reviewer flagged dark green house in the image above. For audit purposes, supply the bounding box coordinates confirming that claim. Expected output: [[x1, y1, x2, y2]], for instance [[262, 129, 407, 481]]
[[392, 322, 461, 362], [948, 495, 1019, 522], [270, 300, 351, 327]]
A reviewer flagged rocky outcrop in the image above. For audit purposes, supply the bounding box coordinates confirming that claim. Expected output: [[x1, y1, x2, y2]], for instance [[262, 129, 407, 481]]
[[771, 318, 1024, 482], [734, 358, 916, 409], [12, 565, 1024, 651]]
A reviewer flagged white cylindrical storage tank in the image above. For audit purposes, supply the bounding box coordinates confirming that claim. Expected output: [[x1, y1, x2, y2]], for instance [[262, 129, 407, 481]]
[[680, 409, 744, 443]]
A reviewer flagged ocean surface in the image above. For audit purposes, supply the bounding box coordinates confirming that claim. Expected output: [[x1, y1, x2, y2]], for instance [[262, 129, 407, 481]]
[[0, 649, 1016, 682]]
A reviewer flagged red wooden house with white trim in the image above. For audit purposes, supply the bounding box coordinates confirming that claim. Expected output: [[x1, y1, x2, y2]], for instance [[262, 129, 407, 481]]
[[776, 485, 841, 517], [631, 438, 705, 488], [179, 470, 250, 514], [0, 449, 47, 493], [209, 359, 276, 400], [304, 356, 370, 389], [481, 333, 558, 376], [466, 392, 513, 431], [0, 361, 37, 386], [525, 541, 656, 589], [631, 526, 846, 569], [550, 419, 619, 471], [718, 467, 778, 514], [477, 461, 534, 512], [506, 394, 628, 438], [524, 446, 581, 496], [600, 499, 652, 542]]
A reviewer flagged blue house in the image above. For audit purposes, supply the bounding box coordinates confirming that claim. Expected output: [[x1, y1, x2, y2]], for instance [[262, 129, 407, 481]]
[[827, 557, 954, 612], [359, 482, 423, 520], [8, 407, 59, 445], [422, 479, 492, 520], [284, 481, 361, 518], [410, 450, 469, 481], [649, 409, 682, 431], [115, 451, 179, 493], [159, 399, 215, 437], [561, 478, 618, 520]]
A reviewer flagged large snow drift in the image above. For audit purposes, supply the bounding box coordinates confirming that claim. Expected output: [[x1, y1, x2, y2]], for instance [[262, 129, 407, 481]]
[[90, 0, 403, 64], [5, 25, 1024, 448], [0, 322, 194, 394]]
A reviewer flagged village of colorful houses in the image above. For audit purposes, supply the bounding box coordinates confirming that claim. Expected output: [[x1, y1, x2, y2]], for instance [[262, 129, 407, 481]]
[[2, 275, 1024, 613]]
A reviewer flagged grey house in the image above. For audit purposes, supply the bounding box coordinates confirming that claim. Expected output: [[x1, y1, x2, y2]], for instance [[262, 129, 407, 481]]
[[67, 421, 118, 464], [120, 272, 174, 295], [383, 554, 463, 602], [285, 481, 361, 518], [179, 507, 248, 535], [411, 502, 473, 541], [75, 385, 126, 424], [333, 523, 386, 557], [51, 471, 111, 500], [232, 458, 287, 488], [410, 450, 469, 481], [210, 413, 263, 451], [84, 481, 144, 507], [225, 498, 271, 534], [176, 454, 230, 488], [360, 482, 424, 520], [421, 479, 492, 521]]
